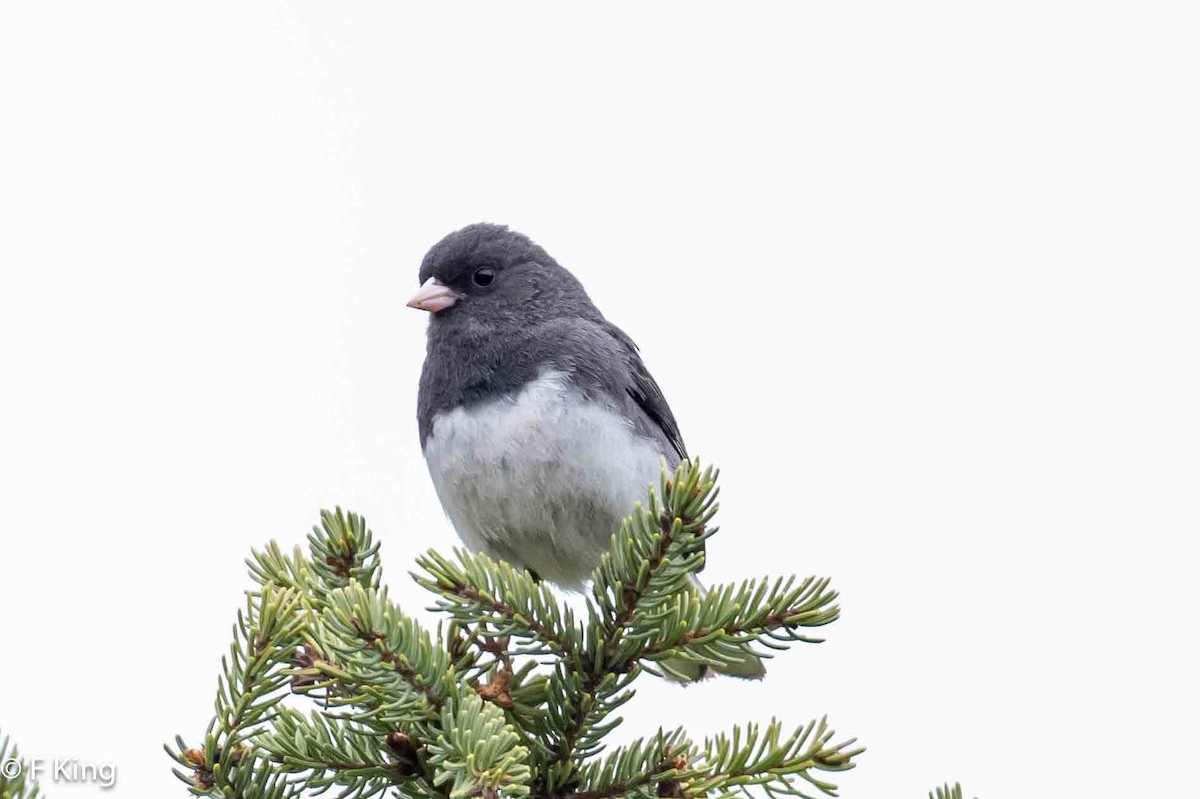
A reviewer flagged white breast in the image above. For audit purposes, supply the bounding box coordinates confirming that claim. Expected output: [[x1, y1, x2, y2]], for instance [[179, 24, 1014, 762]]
[[423, 370, 665, 587]]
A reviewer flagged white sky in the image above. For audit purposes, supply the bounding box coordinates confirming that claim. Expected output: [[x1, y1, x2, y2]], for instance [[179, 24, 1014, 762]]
[[1, 3, 1197, 797]]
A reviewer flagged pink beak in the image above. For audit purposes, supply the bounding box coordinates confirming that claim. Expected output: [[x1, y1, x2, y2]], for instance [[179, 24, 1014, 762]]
[[407, 277, 462, 313]]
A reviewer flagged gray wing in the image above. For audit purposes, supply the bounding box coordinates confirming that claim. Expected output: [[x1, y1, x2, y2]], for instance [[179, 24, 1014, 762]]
[[529, 316, 704, 570], [601, 322, 704, 572], [521, 317, 688, 463], [600, 322, 687, 463]]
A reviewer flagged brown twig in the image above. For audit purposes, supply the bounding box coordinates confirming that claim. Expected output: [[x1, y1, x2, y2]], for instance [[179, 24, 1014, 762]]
[[474, 635, 516, 710]]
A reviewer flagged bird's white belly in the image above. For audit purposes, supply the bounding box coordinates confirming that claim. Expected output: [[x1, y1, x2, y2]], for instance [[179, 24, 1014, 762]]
[[422, 370, 665, 587]]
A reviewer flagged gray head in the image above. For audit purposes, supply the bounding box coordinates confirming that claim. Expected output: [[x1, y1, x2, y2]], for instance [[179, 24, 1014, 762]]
[[408, 223, 600, 328]]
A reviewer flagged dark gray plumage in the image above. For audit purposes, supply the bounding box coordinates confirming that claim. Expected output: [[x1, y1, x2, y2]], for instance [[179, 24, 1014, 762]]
[[415, 223, 685, 463], [409, 222, 763, 681]]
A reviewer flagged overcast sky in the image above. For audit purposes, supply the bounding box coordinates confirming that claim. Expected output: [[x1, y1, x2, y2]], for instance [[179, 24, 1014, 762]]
[[1, 3, 1196, 798]]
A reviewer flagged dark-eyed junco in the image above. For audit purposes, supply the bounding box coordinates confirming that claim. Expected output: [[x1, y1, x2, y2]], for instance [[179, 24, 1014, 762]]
[[409, 223, 763, 680]]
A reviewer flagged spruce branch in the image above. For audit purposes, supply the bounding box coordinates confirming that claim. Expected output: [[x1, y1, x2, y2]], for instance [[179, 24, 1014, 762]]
[[427, 693, 533, 799], [633, 575, 839, 679], [247, 508, 382, 601], [169, 458, 965, 798], [574, 728, 692, 799], [415, 549, 581, 661], [167, 582, 309, 795], [588, 461, 718, 637], [544, 660, 640, 784], [256, 710, 419, 799], [693, 718, 862, 799], [315, 581, 451, 719], [574, 717, 862, 799], [546, 461, 719, 778], [309, 508, 383, 590], [216, 584, 308, 737], [0, 730, 41, 799], [167, 741, 302, 799]]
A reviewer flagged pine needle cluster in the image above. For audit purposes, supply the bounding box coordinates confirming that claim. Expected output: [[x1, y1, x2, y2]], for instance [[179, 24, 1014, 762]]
[[162, 459, 964, 799]]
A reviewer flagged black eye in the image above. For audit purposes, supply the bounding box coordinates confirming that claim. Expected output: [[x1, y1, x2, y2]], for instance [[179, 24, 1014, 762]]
[[472, 267, 495, 287]]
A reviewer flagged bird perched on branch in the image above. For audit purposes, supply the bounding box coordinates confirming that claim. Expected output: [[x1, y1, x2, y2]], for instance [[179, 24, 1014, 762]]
[[409, 222, 763, 680]]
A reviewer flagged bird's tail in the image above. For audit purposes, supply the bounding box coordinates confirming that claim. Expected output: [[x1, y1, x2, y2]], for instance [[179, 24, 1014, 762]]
[[658, 575, 766, 683]]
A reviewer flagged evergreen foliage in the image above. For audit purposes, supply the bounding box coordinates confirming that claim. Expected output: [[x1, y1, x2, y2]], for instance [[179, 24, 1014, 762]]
[[166, 459, 964, 798], [929, 784, 971, 799], [0, 731, 40, 799]]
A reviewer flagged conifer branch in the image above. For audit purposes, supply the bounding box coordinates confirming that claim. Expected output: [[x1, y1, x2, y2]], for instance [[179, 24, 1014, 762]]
[[427, 694, 533, 799], [548, 461, 718, 777], [310, 507, 383, 590], [574, 728, 691, 799], [247, 508, 382, 601], [693, 718, 863, 799], [167, 582, 309, 795], [589, 461, 717, 638], [168, 461, 964, 799], [256, 710, 422, 799], [318, 581, 451, 717], [416, 549, 580, 660], [633, 576, 840, 676], [0, 730, 41, 799]]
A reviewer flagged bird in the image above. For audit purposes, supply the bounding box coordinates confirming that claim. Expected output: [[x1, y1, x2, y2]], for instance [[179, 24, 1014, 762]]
[[408, 222, 763, 680]]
